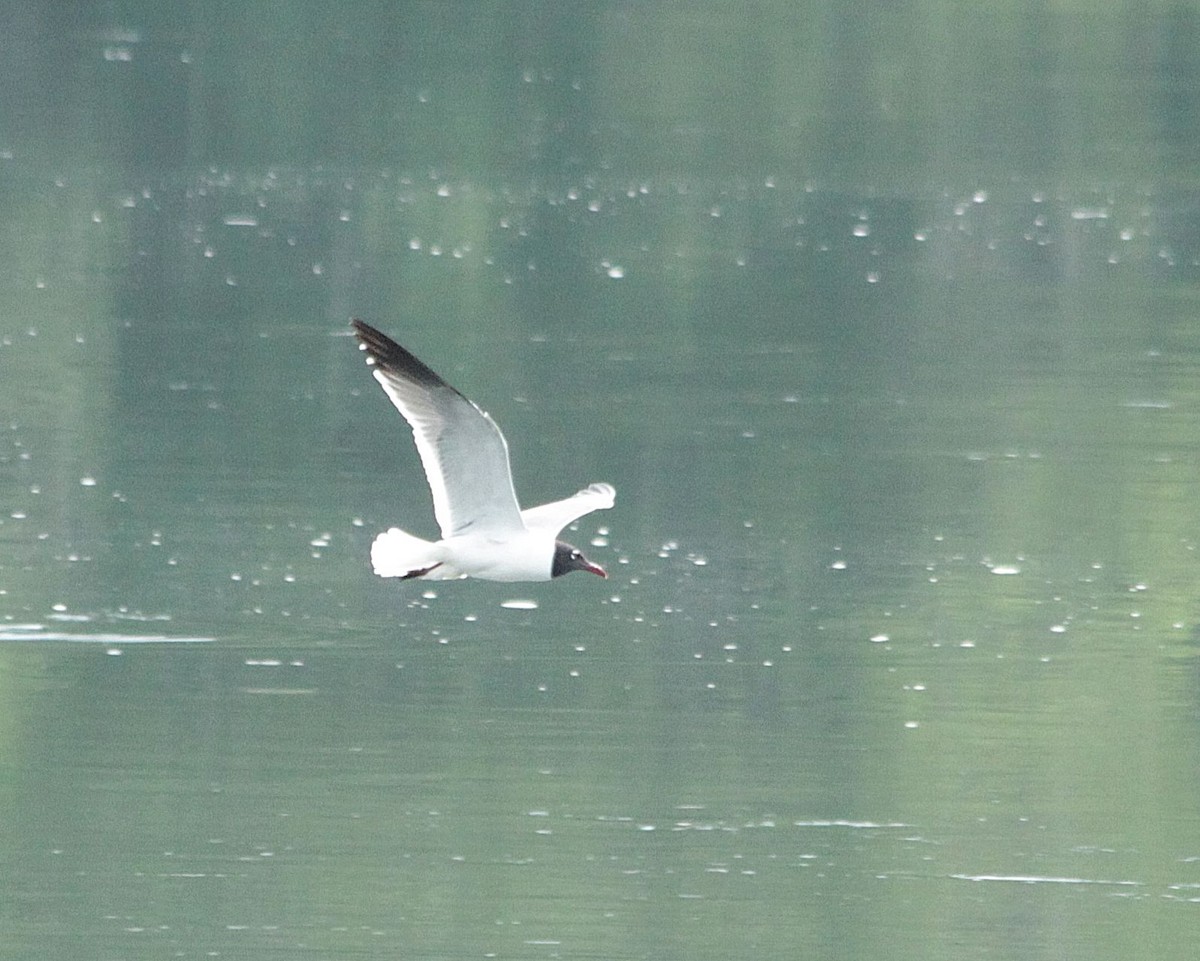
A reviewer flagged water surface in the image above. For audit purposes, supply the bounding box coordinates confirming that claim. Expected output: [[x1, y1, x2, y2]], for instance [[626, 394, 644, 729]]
[[3, 4, 1200, 960]]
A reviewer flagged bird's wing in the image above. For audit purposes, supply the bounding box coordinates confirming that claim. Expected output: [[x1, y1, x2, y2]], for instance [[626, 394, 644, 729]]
[[520, 483, 616, 536], [351, 319, 524, 539]]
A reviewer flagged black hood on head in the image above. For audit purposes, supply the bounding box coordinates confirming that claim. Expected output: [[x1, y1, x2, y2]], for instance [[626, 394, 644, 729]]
[[551, 540, 607, 578]]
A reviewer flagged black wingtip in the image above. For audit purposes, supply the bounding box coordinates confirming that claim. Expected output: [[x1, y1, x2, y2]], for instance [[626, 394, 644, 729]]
[[349, 319, 451, 390]]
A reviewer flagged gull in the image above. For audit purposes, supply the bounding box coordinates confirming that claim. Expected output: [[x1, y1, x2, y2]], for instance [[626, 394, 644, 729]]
[[350, 319, 615, 582]]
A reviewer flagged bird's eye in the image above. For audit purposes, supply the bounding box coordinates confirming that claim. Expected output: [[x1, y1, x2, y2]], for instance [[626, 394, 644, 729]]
[[572, 550, 581, 559]]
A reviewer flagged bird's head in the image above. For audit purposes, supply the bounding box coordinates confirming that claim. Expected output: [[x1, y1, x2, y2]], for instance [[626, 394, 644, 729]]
[[551, 541, 607, 579]]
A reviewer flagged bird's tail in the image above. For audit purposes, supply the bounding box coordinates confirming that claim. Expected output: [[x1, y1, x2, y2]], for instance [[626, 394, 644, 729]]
[[370, 528, 451, 580]]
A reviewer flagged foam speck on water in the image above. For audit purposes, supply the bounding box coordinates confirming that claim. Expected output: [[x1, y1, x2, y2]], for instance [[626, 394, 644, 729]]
[[501, 599, 539, 611]]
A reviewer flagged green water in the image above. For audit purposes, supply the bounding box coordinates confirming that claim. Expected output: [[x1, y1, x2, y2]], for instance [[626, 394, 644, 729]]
[[2, 3, 1200, 959]]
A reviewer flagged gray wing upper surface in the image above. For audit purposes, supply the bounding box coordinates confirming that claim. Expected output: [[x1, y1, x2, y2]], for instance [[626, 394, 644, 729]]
[[351, 320, 524, 539], [520, 482, 616, 536]]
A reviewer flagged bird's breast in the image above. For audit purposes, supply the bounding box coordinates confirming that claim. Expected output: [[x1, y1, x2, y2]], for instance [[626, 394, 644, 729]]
[[441, 529, 555, 582]]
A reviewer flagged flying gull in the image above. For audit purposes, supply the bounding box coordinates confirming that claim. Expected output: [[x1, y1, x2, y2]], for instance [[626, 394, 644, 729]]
[[350, 319, 615, 582]]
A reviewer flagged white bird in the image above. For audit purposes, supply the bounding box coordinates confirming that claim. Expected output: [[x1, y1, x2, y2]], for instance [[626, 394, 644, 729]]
[[351, 319, 615, 582]]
